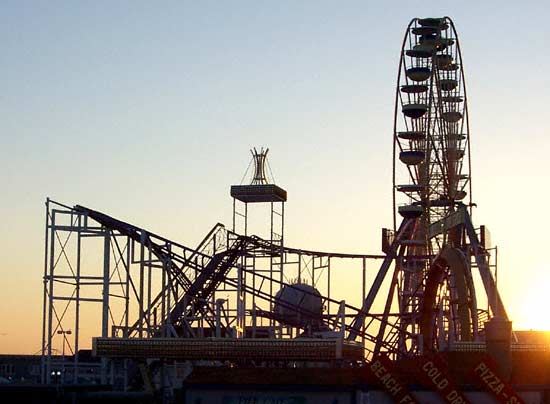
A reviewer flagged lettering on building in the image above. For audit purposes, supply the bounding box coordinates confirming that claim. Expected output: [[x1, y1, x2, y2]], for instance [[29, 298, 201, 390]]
[[368, 356, 419, 404], [470, 358, 525, 404], [419, 356, 470, 404]]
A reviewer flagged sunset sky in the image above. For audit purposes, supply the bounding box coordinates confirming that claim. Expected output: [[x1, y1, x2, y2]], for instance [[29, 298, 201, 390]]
[[2, 1, 550, 354]]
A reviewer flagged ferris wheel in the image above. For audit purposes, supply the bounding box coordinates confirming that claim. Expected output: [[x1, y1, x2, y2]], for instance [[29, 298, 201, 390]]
[[394, 16, 471, 237], [348, 16, 507, 358], [392, 17, 476, 354]]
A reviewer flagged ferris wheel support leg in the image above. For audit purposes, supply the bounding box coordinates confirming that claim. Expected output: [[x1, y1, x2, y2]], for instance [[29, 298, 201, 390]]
[[373, 268, 401, 356], [347, 217, 414, 342], [463, 210, 508, 320]]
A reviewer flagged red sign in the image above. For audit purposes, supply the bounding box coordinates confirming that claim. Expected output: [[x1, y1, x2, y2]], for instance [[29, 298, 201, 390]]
[[419, 355, 470, 404], [470, 356, 524, 404], [368, 355, 419, 403]]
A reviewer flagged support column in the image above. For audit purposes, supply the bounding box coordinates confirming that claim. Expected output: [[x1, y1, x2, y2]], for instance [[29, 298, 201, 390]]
[[74, 214, 82, 384], [41, 199, 50, 384], [46, 210, 56, 384], [139, 232, 145, 337], [101, 230, 111, 384]]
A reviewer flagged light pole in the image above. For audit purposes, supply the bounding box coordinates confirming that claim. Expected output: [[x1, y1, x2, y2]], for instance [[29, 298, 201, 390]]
[[56, 329, 72, 384]]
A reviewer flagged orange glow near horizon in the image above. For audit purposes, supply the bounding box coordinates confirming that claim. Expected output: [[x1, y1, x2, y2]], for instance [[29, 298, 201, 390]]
[[512, 271, 550, 332]]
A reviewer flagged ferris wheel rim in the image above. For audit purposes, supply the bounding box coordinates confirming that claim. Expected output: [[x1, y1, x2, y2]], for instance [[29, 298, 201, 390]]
[[392, 16, 472, 231]]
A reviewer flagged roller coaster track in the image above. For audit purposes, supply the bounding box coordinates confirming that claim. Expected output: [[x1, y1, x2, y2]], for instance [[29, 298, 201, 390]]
[[72, 204, 414, 357]]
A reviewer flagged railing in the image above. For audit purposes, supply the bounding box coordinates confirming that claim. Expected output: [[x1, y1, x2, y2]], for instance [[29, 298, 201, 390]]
[[449, 342, 550, 352]]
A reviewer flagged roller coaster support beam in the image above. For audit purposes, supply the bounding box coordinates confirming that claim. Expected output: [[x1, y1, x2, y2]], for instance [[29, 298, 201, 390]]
[[101, 229, 111, 384]]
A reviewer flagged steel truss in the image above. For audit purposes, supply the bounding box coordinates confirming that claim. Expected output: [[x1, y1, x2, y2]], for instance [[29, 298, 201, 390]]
[[346, 208, 505, 358]]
